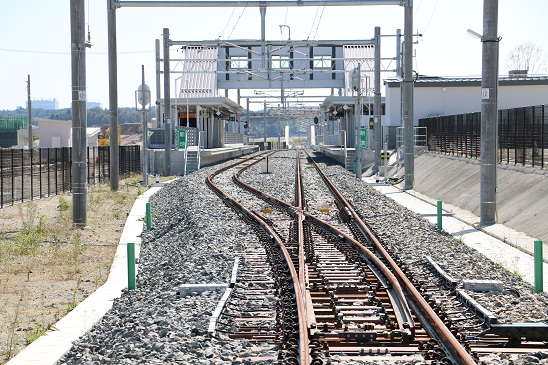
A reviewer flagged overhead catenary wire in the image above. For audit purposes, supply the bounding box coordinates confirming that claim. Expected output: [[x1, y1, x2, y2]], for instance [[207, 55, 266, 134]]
[[306, 6, 322, 40], [414, 0, 423, 15], [311, 5, 326, 40], [217, 8, 237, 39], [227, 6, 249, 39], [218, 1, 249, 40], [419, 0, 439, 35]]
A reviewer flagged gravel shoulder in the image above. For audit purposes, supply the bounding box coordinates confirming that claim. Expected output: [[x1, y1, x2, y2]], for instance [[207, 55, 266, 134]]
[[0, 176, 144, 364]]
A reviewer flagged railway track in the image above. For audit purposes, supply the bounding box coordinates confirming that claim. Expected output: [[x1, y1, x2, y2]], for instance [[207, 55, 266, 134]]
[[55, 149, 546, 365], [205, 149, 548, 364], [206, 150, 473, 364]]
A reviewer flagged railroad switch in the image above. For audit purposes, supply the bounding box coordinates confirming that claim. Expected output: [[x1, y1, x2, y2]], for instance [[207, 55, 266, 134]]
[[340, 330, 378, 343]]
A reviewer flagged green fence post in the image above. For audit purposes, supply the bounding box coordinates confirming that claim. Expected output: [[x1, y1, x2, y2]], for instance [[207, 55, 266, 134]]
[[146, 202, 152, 230], [535, 240, 543, 293], [127, 243, 136, 290], [437, 200, 443, 231]]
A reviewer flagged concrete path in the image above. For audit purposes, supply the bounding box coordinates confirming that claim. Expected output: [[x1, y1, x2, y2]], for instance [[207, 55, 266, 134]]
[[365, 176, 547, 292], [6, 185, 164, 365]]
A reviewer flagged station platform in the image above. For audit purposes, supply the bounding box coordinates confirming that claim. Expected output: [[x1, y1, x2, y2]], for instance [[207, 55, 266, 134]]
[[149, 144, 259, 176], [365, 176, 548, 292], [6, 184, 165, 365]]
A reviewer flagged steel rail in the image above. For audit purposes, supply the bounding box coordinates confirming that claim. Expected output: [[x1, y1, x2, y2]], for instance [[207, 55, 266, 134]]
[[294, 151, 311, 364], [302, 212, 415, 336], [233, 151, 415, 337], [206, 152, 310, 365], [304, 151, 478, 365]]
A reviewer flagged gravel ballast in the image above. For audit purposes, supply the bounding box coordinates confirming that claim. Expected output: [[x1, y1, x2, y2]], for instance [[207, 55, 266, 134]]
[[57, 150, 548, 364]]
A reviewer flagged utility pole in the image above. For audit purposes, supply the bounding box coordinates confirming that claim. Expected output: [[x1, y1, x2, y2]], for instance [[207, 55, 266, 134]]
[[70, 0, 88, 226], [373, 26, 382, 175], [27, 75, 32, 149], [480, 0, 499, 226], [402, 0, 414, 190], [107, 0, 119, 191], [163, 28, 172, 176]]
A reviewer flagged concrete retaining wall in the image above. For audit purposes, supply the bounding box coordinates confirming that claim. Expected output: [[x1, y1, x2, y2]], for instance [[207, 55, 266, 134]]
[[413, 153, 548, 244]]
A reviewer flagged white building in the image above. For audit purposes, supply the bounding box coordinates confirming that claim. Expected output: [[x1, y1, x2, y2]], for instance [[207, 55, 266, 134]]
[[17, 119, 100, 148], [28, 98, 59, 110], [383, 76, 548, 127]]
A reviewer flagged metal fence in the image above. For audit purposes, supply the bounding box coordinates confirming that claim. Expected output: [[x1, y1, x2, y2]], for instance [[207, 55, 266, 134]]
[[0, 145, 141, 208], [225, 131, 243, 144], [419, 104, 548, 169]]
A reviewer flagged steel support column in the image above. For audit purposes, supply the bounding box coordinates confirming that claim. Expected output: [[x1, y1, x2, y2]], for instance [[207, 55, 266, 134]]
[[155, 39, 161, 128], [373, 26, 381, 174], [163, 28, 172, 175], [355, 63, 362, 179], [402, 0, 414, 190]]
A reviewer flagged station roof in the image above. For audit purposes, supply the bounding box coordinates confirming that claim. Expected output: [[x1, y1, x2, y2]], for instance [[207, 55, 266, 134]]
[[319, 95, 385, 113], [384, 75, 548, 88], [160, 96, 245, 114]]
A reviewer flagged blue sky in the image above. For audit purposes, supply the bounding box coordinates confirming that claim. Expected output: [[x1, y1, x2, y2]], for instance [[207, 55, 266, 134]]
[[1, 0, 547, 110]]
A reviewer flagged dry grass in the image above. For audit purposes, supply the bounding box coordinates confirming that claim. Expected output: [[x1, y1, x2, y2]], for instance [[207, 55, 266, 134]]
[[0, 175, 145, 363]]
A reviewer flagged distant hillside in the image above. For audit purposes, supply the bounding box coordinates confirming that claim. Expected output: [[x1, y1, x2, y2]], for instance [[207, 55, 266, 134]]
[[0, 107, 156, 127]]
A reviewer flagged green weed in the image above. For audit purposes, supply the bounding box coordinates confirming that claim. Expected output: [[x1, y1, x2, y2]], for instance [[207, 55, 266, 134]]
[[25, 319, 51, 345], [58, 197, 71, 212], [65, 281, 81, 314], [10, 203, 48, 255], [2, 295, 22, 360]]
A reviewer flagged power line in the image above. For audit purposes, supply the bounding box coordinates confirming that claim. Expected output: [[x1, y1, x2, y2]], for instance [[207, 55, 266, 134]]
[[0, 48, 68, 55], [420, 0, 439, 35], [0, 48, 154, 55], [119, 9, 158, 36]]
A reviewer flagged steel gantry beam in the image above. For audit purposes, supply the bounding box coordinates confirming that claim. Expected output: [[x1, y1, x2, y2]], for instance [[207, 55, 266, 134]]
[[108, 0, 414, 181], [114, 0, 406, 8]]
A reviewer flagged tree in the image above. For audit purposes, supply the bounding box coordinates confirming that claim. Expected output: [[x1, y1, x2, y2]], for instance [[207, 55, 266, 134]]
[[506, 42, 546, 75]]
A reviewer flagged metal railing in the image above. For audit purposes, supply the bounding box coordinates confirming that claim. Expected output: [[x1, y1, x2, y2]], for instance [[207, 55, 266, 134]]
[[0, 146, 141, 208], [225, 131, 243, 144], [419, 105, 547, 169], [149, 127, 200, 148], [396, 126, 428, 148]]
